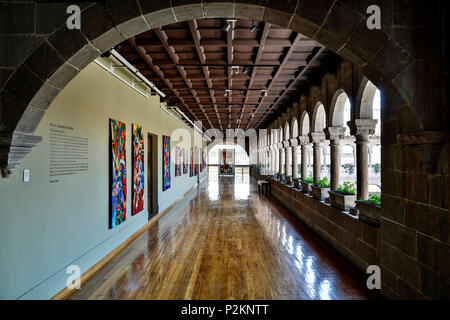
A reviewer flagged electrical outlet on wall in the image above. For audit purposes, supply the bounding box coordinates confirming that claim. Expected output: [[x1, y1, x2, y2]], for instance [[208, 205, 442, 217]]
[[23, 169, 30, 183]]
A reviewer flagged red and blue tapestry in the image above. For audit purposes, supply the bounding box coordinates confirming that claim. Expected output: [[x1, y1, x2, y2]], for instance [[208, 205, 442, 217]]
[[175, 146, 182, 177], [132, 124, 144, 216], [162, 135, 171, 191], [189, 147, 194, 177], [110, 119, 127, 229], [183, 148, 188, 174]]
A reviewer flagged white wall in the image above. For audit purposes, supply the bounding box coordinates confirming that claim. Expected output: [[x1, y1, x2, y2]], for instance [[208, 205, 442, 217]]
[[0, 60, 206, 299]]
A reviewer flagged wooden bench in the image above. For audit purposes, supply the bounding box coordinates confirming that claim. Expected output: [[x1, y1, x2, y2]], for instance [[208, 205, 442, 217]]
[[257, 180, 270, 196]]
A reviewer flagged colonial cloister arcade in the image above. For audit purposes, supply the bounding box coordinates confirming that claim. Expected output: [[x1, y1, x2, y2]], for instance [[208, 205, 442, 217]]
[[251, 76, 381, 200]]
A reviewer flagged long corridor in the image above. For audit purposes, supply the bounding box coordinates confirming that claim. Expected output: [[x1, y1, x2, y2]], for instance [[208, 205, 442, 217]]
[[70, 169, 373, 300]]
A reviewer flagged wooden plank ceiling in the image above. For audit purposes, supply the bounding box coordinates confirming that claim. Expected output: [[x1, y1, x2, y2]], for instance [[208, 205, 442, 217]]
[[116, 19, 341, 133]]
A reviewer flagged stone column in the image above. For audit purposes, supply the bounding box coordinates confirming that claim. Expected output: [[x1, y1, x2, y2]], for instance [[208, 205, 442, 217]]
[[278, 143, 284, 175], [283, 141, 291, 177], [348, 120, 377, 200], [265, 147, 269, 175], [309, 132, 326, 184], [272, 146, 277, 175], [269, 146, 274, 175], [298, 136, 309, 181], [325, 127, 346, 190], [290, 139, 299, 181]]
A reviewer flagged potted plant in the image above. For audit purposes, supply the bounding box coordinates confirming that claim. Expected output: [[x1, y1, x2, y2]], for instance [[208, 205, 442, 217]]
[[286, 176, 292, 185], [356, 194, 381, 226], [311, 177, 331, 201], [329, 181, 357, 211], [300, 175, 314, 194]]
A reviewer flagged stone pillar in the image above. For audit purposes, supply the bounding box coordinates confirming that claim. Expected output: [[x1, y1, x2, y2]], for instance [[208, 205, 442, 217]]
[[272, 146, 277, 175], [278, 143, 284, 175], [348, 120, 377, 200], [298, 136, 309, 181], [265, 147, 269, 175], [269, 146, 274, 175], [283, 141, 290, 177], [325, 127, 346, 190], [309, 132, 326, 184], [290, 139, 299, 181]]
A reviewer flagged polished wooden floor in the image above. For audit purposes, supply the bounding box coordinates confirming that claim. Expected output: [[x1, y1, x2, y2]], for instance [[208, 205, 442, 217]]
[[71, 168, 374, 300]]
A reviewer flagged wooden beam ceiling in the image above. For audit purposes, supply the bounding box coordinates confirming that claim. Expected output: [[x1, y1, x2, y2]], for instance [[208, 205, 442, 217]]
[[117, 19, 340, 133]]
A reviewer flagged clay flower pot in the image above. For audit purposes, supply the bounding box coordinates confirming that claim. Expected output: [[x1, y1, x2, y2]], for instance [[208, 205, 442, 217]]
[[329, 190, 356, 211], [300, 181, 312, 194], [311, 185, 330, 201]]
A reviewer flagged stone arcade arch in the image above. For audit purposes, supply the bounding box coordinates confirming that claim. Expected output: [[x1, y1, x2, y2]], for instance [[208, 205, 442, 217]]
[[330, 89, 351, 128], [0, 0, 437, 178], [291, 118, 298, 139], [284, 121, 291, 176], [312, 103, 326, 133], [299, 112, 310, 137], [329, 89, 353, 188]]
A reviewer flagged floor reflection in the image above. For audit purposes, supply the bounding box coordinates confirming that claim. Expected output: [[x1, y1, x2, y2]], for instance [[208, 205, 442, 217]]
[[71, 168, 374, 300]]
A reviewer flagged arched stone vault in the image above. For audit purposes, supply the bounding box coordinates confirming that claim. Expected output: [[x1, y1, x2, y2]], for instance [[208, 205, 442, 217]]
[[0, 0, 445, 177]]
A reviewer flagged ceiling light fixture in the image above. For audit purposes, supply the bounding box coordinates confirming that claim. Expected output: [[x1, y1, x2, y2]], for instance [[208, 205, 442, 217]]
[[250, 20, 257, 32], [223, 23, 231, 32], [223, 19, 237, 32]]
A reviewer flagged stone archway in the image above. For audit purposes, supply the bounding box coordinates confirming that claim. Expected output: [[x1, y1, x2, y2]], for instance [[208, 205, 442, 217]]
[[299, 112, 310, 136], [312, 102, 326, 133], [0, 0, 436, 177], [330, 89, 350, 127], [291, 118, 298, 139]]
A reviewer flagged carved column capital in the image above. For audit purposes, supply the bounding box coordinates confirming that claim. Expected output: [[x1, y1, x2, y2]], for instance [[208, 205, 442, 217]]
[[283, 140, 290, 148], [289, 139, 298, 147], [325, 126, 346, 141], [298, 135, 310, 146], [309, 132, 326, 144], [347, 119, 377, 137]]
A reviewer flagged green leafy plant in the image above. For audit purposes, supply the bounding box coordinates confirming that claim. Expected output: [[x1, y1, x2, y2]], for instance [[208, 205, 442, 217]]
[[361, 194, 381, 206], [303, 175, 313, 184], [337, 181, 356, 195], [372, 163, 381, 174], [343, 164, 354, 175], [316, 177, 330, 188]]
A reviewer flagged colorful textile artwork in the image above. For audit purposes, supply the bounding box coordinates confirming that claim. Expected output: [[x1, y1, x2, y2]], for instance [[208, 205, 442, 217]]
[[183, 148, 188, 174], [132, 124, 144, 216], [220, 149, 234, 175], [194, 146, 199, 176], [110, 119, 127, 229], [162, 135, 171, 191], [175, 146, 182, 177], [190, 147, 194, 177]]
